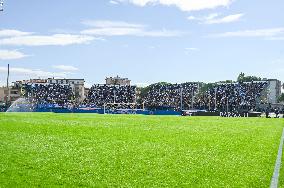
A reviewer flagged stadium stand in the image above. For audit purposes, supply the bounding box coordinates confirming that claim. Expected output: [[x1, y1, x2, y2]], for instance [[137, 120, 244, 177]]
[[142, 82, 199, 110], [16, 79, 283, 116], [195, 81, 268, 112], [85, 84, 136, 108], [22, 83, 74, 108]]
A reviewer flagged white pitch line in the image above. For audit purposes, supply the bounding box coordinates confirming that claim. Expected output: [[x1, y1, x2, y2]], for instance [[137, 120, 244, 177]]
[[270, 128, 284, 188]]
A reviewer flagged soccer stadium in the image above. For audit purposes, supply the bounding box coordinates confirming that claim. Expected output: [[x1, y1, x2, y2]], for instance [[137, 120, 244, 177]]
[[1, 0, 284, 187]]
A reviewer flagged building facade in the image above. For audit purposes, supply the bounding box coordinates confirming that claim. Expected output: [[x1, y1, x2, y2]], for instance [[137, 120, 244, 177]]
[[266, 79, 282, 104], [106, 76, 131, 86], [0, 86, 21, 103]]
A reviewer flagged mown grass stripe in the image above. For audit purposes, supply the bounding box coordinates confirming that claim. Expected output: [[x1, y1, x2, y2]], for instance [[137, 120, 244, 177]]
[[270, 128, 284, 188]]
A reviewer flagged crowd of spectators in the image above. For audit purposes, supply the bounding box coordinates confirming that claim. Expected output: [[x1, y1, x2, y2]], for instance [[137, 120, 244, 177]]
[[142, 83, 199, 110], [20, 81, 271, 112], [22, 84, 74, 107], [85, 84, 136, 107], [195, 82, 268, 112]]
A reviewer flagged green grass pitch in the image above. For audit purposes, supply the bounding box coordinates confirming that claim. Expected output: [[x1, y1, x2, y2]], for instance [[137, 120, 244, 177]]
[[0, 113, 283, 187]]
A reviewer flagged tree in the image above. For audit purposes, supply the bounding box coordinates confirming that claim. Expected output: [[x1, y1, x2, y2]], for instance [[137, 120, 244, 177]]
[[137, 82, 172, 102], [237, 72, 262, 83], [219, 80, 234, 83], [278, 93, 284, 103], [237, 72, 245, 82], [199, 83, 216, 93]]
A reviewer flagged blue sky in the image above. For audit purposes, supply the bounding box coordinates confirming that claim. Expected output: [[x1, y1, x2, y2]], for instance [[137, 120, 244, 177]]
[[0, 0, 283, 87]]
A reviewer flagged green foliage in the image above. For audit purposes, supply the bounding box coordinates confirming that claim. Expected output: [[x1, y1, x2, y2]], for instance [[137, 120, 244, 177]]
[[0, 113, 283, 187], [218, 80, 235, 83], [137, 86, 150, 99], [156, 82, 172, 85], [237, 72, 262, 83], [138, 82, 172, 100], [237, 72, 245, 82], [199, 83, 216, 93], [278, 93, 284, 103]]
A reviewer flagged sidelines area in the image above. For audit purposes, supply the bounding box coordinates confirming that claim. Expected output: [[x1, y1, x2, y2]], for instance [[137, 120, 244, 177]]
[[270, 128, 284, 188]]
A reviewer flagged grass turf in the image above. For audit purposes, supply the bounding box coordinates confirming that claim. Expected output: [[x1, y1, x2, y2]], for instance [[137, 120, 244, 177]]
[[0, 113, 283, 187]]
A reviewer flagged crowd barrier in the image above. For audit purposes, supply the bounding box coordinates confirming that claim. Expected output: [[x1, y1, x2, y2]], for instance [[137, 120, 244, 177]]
[[184, 111, 261, 117], [5, 104, 263, 117]]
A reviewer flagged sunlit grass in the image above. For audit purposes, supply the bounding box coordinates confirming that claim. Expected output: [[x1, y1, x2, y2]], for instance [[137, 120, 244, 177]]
[[0, 113, 283, 187]]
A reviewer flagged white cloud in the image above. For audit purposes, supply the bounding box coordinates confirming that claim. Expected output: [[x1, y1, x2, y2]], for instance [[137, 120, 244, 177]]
[[82, 27, 139, 36], [0, 34, 96, 46], [53, 65, 79, 71], [0, 49, 29, 60], [185, 47, 199, 51], [188, 16, 197, 20], [0, 29, 32, 38], [205, 13, 243, 24], [206, 13, 220, 20], [194, 13, 220, 21], [82, 20, 145, 28], [81, 28, 182, 37], [81, 20, 183, 37], [109, 0, 119, 5], [188, 13, 244, 24], [117, 0, 234, 12], [185, 47, 199, 54], [208, 27, 284, 38], [0, 66, 68, 78]]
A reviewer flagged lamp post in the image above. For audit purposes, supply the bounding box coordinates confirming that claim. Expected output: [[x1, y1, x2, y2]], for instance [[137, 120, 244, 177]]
[[6, 64, 10, 108]]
